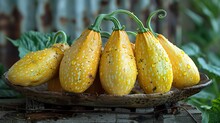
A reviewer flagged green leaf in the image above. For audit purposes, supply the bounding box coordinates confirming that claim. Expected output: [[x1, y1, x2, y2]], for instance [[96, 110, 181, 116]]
[[181, 42, 201, 56], [198, 57, 220, 76], [7, 31, 56, 58], [0, 89, 21, 98], [191, 90, 216, 103], [187, 97, 209, 111], [202, 111, 209, 123], [0, 79, 10, 89], [210, 19, 219, 33], [207, 52, 220, 66], [7, 31, 72, 58], [202, 97, 220, 123], [198, 1, 214, 19], [100, 31, 111, 39]]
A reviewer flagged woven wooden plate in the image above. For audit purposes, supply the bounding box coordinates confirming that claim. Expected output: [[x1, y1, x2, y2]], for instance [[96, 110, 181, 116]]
[[4, 73, 212, 108]]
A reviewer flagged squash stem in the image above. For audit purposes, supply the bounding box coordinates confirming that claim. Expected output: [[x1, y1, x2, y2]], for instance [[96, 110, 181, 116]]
[[53, 30, 67, 44], [104, 16, 124, 31], [106, 9, 148, 33], [101, 31, 111, 39], [89, 14, 123, 32], [146, 9, 167, 37], [126, 31, 137, 37], [88, 14, 106, 32]]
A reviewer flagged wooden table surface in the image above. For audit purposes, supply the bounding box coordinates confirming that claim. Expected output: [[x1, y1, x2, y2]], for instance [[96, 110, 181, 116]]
[[0, 98, 201, 123]]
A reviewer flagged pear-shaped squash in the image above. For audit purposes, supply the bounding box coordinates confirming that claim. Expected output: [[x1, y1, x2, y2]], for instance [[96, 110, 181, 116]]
[[99, 30, 137, 95], [7, 43, 69, 86], [157, 34, 200, 89], [59, 29, 102, 93], [135, 31, 173, 94]]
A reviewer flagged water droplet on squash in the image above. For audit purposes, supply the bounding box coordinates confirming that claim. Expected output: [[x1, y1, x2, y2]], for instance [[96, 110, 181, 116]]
[[71, 61, 75, 66], [181, 50, 185, 55], [43, 53, 47, 56], [151, 64, 155, 68], [158, 57, 161, 61], [165, 58, 169, 62], [183, 72, 187, 76], [122, 44, 126, 48], [187, 64, 191, 69]]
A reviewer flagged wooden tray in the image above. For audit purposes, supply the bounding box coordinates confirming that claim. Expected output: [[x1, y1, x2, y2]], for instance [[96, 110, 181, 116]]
[[4, 73, 212, 108]]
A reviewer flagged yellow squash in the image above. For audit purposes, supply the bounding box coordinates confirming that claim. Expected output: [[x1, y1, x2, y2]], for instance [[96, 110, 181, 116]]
[[59, 29, 102, 93], [135, 31, 173, 94], [157, 34, 200, 89], [131, 42, 135, 54], [7, 43, 69, 86], [99, 30, 137, 95]]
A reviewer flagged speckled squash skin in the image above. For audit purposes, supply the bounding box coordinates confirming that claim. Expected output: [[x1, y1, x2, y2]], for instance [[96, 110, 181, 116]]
[[7, 43, 69, 86], [135, 31, 173, 94], [157, 34, 200, 89], [85, 68, 105, 94], [59, 29, 102, 93], [84, 48, 105, 94], [131, 42, 135, 55], [99, 30, 137, 95]]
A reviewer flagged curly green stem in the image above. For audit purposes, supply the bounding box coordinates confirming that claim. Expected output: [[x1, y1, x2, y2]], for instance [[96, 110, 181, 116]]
[[101, 31, 111, 39], [89, 9, 148, 33], [107, 9, 147, 33], [100, 31, 137, 39], [88, 14, 106, 32], [126, 31, 137, 37], [53, 30, 67, 44], [146, 9, 167, 36], [89, 14, 124, 32], [104, 16, 124, 30]]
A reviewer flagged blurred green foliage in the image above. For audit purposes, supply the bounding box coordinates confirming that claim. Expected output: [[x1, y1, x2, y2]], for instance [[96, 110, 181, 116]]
[[183, 0, 220, 122]]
